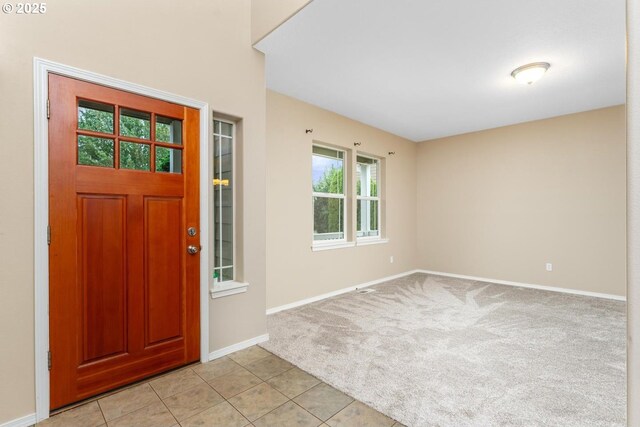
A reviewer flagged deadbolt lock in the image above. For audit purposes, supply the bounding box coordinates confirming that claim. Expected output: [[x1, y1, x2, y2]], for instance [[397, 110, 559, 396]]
[[187, 227, 197, 237]]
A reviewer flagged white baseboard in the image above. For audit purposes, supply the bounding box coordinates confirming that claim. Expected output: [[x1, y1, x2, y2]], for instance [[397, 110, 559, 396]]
[[208, 333, 270, 361], [417, 269, 626, 301], [0, 413, 36, 427], [266, 270, 421, 315]]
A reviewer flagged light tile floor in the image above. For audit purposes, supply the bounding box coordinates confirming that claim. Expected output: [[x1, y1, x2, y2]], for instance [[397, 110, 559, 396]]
[[37, 346, 405, 427]]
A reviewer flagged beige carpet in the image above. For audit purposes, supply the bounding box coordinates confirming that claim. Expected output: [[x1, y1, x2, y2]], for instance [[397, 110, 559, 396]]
[[261, 273, 626, 426]]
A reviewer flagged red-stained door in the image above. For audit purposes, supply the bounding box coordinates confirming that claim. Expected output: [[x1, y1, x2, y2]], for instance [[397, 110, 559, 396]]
[[48, 74, 200, 409]]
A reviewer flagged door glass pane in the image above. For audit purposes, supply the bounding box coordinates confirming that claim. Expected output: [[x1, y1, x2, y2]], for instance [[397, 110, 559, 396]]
[[155, 116, 182, 145], [119, 108, 151, 139], [313, 196, 344, 240], [312, 146, 344, 194], [155, 147, 182, 173], [78, 136, 114, 167], [78, 100, 114, 134], [120, 142, 150, 171]]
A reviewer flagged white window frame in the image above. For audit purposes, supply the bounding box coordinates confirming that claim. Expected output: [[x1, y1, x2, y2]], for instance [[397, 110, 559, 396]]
[[312, 144, 350, 249], [211, 117, 248, 298], [356, 154, 382, 242]]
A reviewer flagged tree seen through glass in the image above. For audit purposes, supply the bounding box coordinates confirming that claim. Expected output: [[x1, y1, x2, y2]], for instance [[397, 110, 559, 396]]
[[77, 104, 174, 171]]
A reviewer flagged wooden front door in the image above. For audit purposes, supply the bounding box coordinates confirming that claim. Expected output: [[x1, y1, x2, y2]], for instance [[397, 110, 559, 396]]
[[48, 74, 200, 409]]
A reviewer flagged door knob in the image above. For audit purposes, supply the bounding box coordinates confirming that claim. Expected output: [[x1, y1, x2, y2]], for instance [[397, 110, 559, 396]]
[[187, 245, 199, 255]]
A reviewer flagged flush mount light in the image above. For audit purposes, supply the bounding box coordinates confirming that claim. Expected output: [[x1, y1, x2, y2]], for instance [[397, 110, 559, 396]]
[[511, 62, 550, 85]]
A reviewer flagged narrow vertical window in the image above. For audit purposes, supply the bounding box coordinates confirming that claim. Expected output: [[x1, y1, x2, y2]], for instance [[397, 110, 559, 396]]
[[213, 119, 234, 283], [356, 155, 380, 239], [312, 145, 346, 242]]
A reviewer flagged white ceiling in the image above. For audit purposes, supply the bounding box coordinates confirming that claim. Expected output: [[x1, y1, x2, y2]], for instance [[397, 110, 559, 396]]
[[255, 0, 626, 142]]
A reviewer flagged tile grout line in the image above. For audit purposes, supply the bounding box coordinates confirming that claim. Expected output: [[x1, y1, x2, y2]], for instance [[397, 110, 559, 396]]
[[290, 400, 324, 424], [197, 363, 253, 391], [223, 385, 257, 426], [103, 382, 164, 425], [147, 378, 178, 426], [190, 356, 242, 383], [202, 364, 264, 400], [249, 398, 293, 425], [162, 379, 227, 425], [95, 398, 108, 427], [153, 368, 205, 399], [224, 377, 297, 423], [170, 396, 228, 426], [236, 366, 322, 425], [227, 346, 275, 368], [294, 382, 354, 423]]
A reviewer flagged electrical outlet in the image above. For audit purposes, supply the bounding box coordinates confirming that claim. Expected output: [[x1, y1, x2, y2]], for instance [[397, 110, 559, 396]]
[[545, 263, 553, 272], [390, 256, 394, 264]]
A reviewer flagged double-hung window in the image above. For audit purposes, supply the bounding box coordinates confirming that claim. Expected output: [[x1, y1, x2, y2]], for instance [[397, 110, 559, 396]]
[[356, 155, 380, 238], [312, 145, 346, 242]]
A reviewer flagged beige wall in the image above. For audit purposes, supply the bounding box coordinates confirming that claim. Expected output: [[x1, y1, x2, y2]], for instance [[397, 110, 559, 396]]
[[0, 0, 312, 422], [416, 106, 627, 296], [251, 0, 312, 43], [627, 0, 640, 421], [265, 90, 418, 309]]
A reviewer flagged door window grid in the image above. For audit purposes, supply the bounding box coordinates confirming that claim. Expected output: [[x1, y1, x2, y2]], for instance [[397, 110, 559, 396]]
[[75, 99, 183, 173], [213, 119, 234, 283]]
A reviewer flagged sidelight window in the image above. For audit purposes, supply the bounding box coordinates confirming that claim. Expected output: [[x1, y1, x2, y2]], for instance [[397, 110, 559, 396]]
[[213, 119, 235, 283]]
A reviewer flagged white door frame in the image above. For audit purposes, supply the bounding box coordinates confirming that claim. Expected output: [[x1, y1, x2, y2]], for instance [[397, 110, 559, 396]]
[[33, 58, 210, 422]]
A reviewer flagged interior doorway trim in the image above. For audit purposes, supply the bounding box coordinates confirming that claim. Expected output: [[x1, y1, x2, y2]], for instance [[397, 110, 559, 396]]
[[33, 57, 210, 422]]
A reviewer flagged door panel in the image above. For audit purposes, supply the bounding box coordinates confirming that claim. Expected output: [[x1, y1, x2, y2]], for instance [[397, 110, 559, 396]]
[[79, 195, 127, 363], [48, 74, 200, 409], [145, 197, 183, 345]]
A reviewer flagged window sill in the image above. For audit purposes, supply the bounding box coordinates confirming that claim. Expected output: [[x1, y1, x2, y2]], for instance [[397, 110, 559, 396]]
[[312, 241, 356, 252], [210, 281, 249, 299], [356, 238, 389, 246]]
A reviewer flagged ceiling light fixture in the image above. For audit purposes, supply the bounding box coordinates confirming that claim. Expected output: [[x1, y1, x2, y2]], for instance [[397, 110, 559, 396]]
[[511, 62, 550, 85]]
